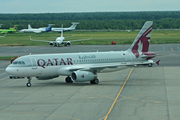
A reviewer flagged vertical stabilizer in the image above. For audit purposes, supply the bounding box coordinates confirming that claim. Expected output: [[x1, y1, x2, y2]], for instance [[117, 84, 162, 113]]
[[28, 24, 32, 29], [69, 22, 79, 29], [128, 21, 153, 58], [10, 25, 18, 31], [46, 24, 53, 32], [61, 24, 63, 37]]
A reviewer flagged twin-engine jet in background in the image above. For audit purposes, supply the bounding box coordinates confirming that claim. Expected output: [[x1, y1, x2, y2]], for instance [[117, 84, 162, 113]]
[[6, 21, 160, 87], [0, 25, 18, 34], [51, 22, 79, 32], [29, 25, 92, 47], [20, 24, 52, 33]]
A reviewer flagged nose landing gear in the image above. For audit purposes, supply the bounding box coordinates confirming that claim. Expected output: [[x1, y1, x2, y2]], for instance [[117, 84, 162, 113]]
[[26, 77, 32, 87]]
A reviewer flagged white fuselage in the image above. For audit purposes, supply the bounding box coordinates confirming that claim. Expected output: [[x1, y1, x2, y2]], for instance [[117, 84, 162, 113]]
[[20, 28, 45, 33], [51, 28, 74, 32], [5, 51, 146, 77], [55, 36, 65, 44]]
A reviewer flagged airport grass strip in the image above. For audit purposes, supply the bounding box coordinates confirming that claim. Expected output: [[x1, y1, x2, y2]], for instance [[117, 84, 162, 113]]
[[0, 56, 17, 60], [104, 67, 134, 120]]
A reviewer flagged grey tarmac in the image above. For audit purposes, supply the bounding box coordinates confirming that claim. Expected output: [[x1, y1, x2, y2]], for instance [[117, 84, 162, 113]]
[[0, 44, 180, 120]]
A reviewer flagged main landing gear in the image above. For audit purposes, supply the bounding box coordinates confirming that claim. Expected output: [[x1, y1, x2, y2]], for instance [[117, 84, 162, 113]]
[[26, 77, 32, 87], [65, 76, 73, 83], [65, 76, 99, 84], [90, 79, 99, 84]]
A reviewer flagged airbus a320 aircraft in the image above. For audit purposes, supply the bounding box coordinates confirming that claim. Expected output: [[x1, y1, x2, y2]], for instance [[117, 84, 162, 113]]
[[30, 25, 92, 47], [20, 24, 52, 33], [6, 21, 160, 87]]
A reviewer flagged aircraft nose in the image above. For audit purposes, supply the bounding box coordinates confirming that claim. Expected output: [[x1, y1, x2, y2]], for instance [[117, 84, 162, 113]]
[[5, 66, 14, 75]]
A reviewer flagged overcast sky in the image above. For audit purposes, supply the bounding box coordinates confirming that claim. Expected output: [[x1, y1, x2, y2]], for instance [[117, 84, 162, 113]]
[[1, 0, 179, 13]]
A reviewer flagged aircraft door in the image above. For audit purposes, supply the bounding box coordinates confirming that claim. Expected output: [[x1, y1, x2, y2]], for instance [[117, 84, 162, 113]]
[[30, 57, 37, 69]]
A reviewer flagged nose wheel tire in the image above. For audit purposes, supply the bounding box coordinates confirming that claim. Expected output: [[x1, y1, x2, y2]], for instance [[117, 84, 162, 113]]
[[27, 77, 32, 87], [26, 83, 31, 87]]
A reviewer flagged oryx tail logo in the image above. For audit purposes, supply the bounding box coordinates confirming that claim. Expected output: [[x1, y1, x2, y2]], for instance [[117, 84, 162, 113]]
[[81, 74, 85, 78], [132, 25, 152, 58]]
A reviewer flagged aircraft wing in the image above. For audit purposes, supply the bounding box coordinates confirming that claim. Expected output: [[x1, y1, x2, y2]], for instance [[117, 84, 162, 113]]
[[29, 36, 54, 42], [60, 61, 147, 73], [66, 36, 93, 42]]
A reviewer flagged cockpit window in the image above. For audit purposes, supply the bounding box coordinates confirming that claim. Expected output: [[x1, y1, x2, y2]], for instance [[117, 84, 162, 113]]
[[13, 61, 25, 65], [13, 61, 18, 64]]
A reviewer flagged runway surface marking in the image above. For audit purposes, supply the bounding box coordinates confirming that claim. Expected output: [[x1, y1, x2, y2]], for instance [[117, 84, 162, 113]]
[[104, 67, 134, 120]]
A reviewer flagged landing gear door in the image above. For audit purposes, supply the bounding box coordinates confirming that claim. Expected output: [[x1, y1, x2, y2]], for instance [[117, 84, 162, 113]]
[[30, 57, 37, 69]]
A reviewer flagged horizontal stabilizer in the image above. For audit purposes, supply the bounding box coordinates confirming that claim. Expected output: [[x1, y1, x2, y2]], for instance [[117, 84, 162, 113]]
[[156, 60, 160, 65]]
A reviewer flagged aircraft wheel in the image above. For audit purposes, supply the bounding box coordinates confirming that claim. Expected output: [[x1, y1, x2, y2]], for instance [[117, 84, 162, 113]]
[[90, 79, 99, 84], [65, 76, 73, 83], [148, 63, 152, 67], [26, 83, 31, 87], [27, 77, 32, 87]]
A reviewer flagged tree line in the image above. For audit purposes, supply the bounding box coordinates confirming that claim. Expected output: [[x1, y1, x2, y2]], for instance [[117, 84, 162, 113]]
[[0, 11, 180, 30]]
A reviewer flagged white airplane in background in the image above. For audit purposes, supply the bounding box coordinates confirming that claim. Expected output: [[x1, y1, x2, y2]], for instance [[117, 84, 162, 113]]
[[6, 21, 160, 87], [20, 24, 52, 33], [51, 22, 79, 32], [29, 25, 92, 47]]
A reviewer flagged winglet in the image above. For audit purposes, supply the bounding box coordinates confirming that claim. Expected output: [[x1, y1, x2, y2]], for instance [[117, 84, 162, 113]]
[[156, 60, 160, 65]]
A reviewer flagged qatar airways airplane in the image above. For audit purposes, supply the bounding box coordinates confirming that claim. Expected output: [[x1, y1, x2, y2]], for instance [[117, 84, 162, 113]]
[[6, 21, 160, 87]]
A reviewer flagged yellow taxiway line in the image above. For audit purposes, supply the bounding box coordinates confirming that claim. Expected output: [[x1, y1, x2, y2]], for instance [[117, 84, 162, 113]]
[[104, 67, 134, 120]]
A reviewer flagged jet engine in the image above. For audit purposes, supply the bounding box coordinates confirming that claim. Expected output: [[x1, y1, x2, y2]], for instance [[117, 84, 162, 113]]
[[49, 42, 53, 46], [36, 75, 59, 80], [71, 71, 97, 82], [66, 41, 71, 45]]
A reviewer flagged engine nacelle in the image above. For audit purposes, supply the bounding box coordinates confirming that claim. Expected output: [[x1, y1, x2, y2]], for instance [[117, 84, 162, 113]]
[[49, 42, 53, 45], [66, 41, 71, 45], [36, 75, 59, 80], [71, 71, 97, 82]]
